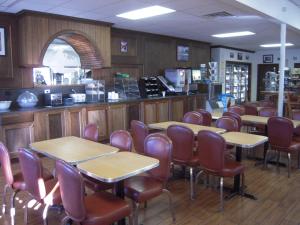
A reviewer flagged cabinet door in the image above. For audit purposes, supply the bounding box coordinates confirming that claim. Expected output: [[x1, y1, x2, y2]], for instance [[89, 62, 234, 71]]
[[107, 104, 127, 134], [0, 122, 34, 157], [171, 98, 185, 121], [187, 96, 196, 112], [157, 100, 170, 122], [65, 108, 86, 137], [127, 103, 140, 130], [86, 106, 108, 141], [195, 95, 207, 109], [143, 101, 157, 124], [34, 109, 66, 141]]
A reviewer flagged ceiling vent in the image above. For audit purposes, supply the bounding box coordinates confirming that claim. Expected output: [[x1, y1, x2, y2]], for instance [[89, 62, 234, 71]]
[[202, 11, 234, 18]]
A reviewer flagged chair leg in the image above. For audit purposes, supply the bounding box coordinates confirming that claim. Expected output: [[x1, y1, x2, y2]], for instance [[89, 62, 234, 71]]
[[219, 177, 224, 212], [162, 189, 175, 222], [240, 173, 245, 196], [42, 204, 50, 225], [2, 184, 9, 214], [189, 167, 195, 200], [61, 216, 70, 225], [194, 170, 203, 199], [10, 190, 19, 225], [276, 151, 280, 171], [288, 153, 291, 178], [264, 149, 269, 169], [132, 201, 140, 225], [298, 151, 300, 169]]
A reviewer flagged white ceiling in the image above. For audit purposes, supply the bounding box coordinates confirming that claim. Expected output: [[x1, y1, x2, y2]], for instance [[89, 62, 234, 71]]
[[1, 0, 300, 51]]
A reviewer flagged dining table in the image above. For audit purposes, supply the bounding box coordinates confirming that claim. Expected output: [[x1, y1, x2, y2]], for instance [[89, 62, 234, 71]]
[[30, 136, 119, 165]]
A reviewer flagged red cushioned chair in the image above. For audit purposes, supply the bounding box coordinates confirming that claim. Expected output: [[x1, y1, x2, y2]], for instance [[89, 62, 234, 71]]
[[124, 133, 175, 225], [110, 130, 133, 152], [292, 110, 300, 142], [83, 124, 99, 142], [244, 104, 258, 116], [56, 160, 132, 225], [222, 111, 242, 131], [228, 105, 245, 116], [266, 117, 300, 177], [131, 120, 149, 155], [252, 107, 277, 135], [167, 125, 199, 200], [18, 148, 61, 225], [0, 142, 53, 218], [196, 109, 212, 126], [183, 111, 203, 125], [195, 131, 245, 211]]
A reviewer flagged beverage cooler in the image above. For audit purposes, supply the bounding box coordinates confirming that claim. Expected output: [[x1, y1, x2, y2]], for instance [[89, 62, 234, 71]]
[[225, 62, 249, 103]]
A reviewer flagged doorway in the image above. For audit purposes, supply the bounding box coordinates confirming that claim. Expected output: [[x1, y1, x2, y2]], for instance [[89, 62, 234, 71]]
[[257, 64, 279, 100]]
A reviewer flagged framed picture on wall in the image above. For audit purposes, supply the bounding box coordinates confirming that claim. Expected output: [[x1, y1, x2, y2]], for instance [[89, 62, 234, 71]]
[[177, 45, 189, 61], [0, 27, 6, 56], [229, 52, 234, 59], [237, 52, 243, 60], [263, 54, 273, 63], [120, 40, 128, 53]]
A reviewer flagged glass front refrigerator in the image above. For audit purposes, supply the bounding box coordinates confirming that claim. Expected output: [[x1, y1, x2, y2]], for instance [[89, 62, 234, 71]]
[[225, 62, 249, 103]]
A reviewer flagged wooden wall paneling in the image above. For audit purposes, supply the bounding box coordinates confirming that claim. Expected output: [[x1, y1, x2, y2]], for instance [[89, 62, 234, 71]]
[[86, 105, 108, 141], [157, 99, 170, 122], [107, 104, 127, 134], [127, 102, 141, 130], [65, 107, 86, 137], [195, 95, 207, 109], [142, 100, 157, 124], [171, 97, 185, 121], [187, 96, 196, 112], [0, 122, 34, 157]]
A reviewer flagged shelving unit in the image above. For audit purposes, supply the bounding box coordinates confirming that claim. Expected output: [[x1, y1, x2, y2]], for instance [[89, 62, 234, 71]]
[[139, 77, 160, 98], [225, 62, 249, 103]]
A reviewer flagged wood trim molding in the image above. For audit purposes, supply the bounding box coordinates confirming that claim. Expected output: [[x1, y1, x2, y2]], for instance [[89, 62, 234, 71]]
[[211, 45, 255, 53]]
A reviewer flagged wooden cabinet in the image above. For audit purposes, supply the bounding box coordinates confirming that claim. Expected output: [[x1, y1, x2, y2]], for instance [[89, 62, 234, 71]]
[[171, 98, 185, 121], [34, 109, 66, 141], [195, 95, 207, 109], [142, 99, 170, 124], [65, 108, 86, 137], [127, 102, 140, 130], [157, 100, 169, 122], [107, 104, 127, 134], [86, 106, 108, 141]]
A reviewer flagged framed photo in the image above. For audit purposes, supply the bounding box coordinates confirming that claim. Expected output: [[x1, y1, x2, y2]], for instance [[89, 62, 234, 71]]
[[263, 54, 273, 63], [229, 52, 234, 59], [177, 45, 189, 61], [237, 52, 243, 60], [120, 40, 128, 53], [0, 27, 6, 56]]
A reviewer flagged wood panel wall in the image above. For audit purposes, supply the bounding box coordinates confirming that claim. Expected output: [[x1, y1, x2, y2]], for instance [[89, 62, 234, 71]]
[[18, 11, 111, 67]]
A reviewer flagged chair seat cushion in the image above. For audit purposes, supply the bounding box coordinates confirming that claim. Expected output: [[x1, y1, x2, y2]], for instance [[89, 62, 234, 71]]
[[12, 172, 26, 190], [83, 192, 131, 225], [173, 154, 199, 167], [83, 174, 114, 192], [219, 159, 245, 177], [43, 178, 61, 205], [124, 176, 163, 203]]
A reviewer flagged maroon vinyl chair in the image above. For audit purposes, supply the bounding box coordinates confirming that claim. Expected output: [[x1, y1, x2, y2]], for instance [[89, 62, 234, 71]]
[[266, 117, 300, 177], [83, 124, 99, 142], [223, 111, 242, 131], [56, 160, 132, 225], [244, 104, 258, 116], [292, 110, 300, 142], [195, 131, 245, 211], [124, 133, 175, 225], [131, 120, 149, 155], [167, 125, 199, 200], [183, 111, 203, 125], [228, 105, 245, 116], [196, 109, 212, 126], [252, 107, 277, 135], [18, 148, 61, 225], [110, 130, 133, 152]]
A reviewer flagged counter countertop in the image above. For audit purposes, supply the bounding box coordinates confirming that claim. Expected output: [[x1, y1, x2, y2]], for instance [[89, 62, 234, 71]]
[[0, 93, 207, 116]]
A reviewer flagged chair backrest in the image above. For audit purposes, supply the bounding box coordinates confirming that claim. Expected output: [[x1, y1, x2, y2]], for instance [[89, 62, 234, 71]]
[[259, 107, 277, 117], [228, 105, 245, 116], [244, 104, 258, 116], [110, 130, 133, 152], [197, 109, 212, 126], [0, 142, 14, 187], [83, 124, 99, 142], [292, 110, 300, 120], [215, 116, 239, 132], [197, 130, 225, 173], [222, 111, 242, 131], [18, 148, 45, 201], [267, 117, 293, 149], [167, 125, 194, 163], [144, 133, 172, 182], [56, 160, 86, 222], [130, 120, 149, 155], [183, 111, 203, 125]]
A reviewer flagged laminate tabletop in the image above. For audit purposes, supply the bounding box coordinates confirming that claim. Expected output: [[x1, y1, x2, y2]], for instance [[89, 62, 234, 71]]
[[77, 152, 159, 183], [30, 136, 119, 165], [148, 121, 226, 134], [222, 132, 268, 148], [241, 115, 300, 127]]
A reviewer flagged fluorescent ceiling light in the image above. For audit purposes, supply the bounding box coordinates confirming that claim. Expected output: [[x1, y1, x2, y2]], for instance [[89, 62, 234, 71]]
[[212, 31, 255, 38], [260, 43, 294, 48], [116, 5, 175, 20]]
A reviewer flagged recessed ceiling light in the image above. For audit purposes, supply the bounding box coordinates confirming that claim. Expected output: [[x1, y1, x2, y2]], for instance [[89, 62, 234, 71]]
[[116, 5, 175, 20], [212, 31, 255, 38], [260, 43, 294, 48]]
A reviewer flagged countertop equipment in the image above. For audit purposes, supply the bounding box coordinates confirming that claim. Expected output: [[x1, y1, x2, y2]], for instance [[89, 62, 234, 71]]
[[44, 93, 63, 106]]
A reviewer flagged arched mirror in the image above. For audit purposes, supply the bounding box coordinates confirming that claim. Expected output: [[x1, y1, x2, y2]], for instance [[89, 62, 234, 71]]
[[33, 38, 91, 86]]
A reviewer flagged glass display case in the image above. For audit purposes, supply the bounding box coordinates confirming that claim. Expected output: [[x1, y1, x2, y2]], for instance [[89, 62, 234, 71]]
[[85, 80, 105, 102], [114, 78, 140, 99]]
